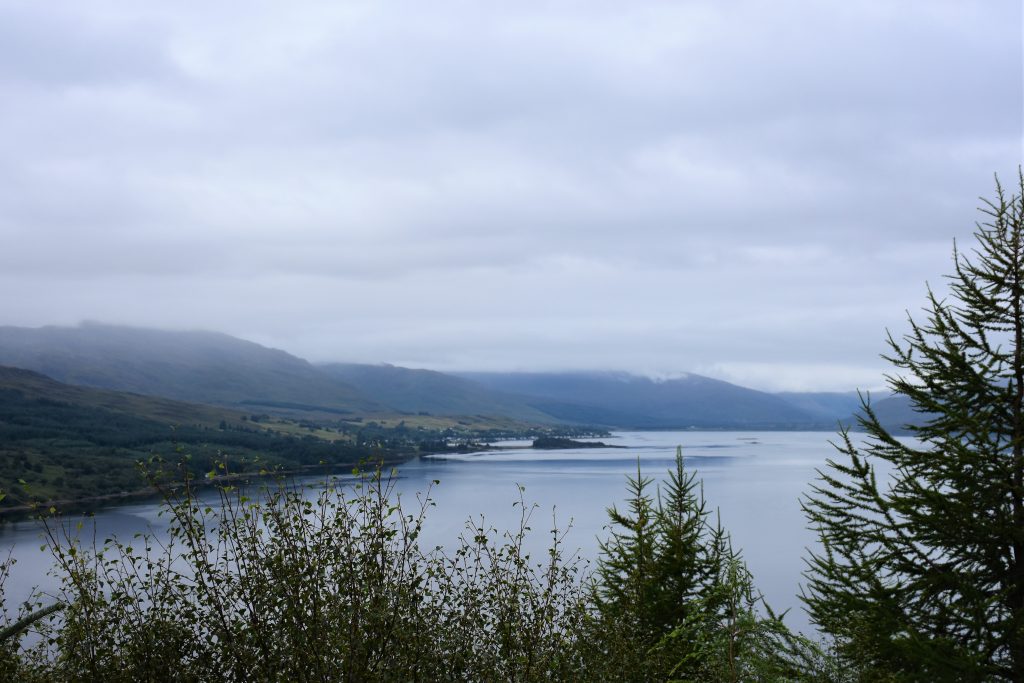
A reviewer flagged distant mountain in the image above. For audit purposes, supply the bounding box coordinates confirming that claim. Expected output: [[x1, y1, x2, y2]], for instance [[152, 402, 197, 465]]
[[317, 363, 557, 423], [775, 391, 869, 423], [0, 323, 380, 414], [458, 371, 828, 429], [0, 323, 867, 430], [846, 393, 928, 434]]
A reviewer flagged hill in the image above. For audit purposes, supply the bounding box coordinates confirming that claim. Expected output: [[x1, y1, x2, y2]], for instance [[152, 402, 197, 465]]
[[0, 323, 381, 415], [0, 323, 863, 431], [844, 393, 928, 435], [0, 366, 381, 514], [458, 371, 828, 429], [774, 391, 868, 423], [317, 363, 558, 423], [0, 364, 250, 429]]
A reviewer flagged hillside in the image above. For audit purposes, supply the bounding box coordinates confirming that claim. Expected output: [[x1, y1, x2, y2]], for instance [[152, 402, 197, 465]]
[[0, 365, 250, 429], [459, 371, 828, 429], [317, 363, 558, 423], [0, 366, 379, 514], [775, 391, 868, 423], [844, 393, 928, 435], [0, 323, 381, 415]]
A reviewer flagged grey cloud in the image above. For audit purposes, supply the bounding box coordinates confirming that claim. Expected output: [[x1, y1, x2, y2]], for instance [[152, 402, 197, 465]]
[[0, 0, 1019, 390], [0, 5, 177, 86]]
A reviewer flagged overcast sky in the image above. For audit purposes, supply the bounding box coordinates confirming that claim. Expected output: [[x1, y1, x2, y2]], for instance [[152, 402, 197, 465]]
[[0, 1, 1021, 391]]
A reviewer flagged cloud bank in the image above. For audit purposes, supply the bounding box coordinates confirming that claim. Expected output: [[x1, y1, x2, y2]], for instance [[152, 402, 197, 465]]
[[0, 0, 1020, 391]]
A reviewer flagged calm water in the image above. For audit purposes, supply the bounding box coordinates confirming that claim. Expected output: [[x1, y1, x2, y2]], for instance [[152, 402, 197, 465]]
[[0, 430, 848, 635]]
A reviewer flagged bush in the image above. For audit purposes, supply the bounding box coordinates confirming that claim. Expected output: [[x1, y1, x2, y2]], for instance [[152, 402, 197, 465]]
[[0, 457, 836, 681], [3, 468, 588, 681]]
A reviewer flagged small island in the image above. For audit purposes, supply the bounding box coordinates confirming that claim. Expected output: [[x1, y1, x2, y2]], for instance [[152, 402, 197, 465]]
[[531, 436, 622, 449]]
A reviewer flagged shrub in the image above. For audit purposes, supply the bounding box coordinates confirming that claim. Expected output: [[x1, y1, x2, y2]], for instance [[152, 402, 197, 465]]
[[0, 455, 837, 680]]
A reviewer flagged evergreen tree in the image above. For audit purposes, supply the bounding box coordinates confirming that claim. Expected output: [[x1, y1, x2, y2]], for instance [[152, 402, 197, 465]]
[[592, 459, 660, 635], [593, 449, 824, 681], [593, 449, 727, 643], [803, 175, 1024, 680], [588, 449, 736, 678]]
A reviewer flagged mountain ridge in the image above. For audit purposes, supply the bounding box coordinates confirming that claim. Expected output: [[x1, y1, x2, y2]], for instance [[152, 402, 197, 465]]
[[457, 371, 833, 429], [0, 323, 381, 414], [0, 323, 874, 430]]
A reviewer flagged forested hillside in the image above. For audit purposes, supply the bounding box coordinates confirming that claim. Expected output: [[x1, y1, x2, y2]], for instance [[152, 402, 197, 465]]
[[0, 367, 387, 513]]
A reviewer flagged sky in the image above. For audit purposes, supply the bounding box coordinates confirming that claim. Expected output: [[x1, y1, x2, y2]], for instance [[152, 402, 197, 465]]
[[0, 1, 1021, 392]]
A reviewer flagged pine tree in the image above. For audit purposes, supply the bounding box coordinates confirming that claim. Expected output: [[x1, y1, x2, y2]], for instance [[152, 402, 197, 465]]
[[652, 450, 730, 630], [593, 449, 825, 680], [593, 449, 726, 640], [803, 174, 1024, 680], [589, 449, 733, 678], [592, 459, 660, 636]]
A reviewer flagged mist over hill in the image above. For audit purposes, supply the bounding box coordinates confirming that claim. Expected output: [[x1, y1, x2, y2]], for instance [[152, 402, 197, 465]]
[[0, 320, 922, 517], [0, 323, 874, 430], [0, 323, 380, 414]]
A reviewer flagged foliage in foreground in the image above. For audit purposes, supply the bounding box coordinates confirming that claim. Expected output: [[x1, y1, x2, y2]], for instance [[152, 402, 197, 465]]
[[803, 174, 1024, 680], [590, 450, 833, 682], [0, 454, 832, 682]]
